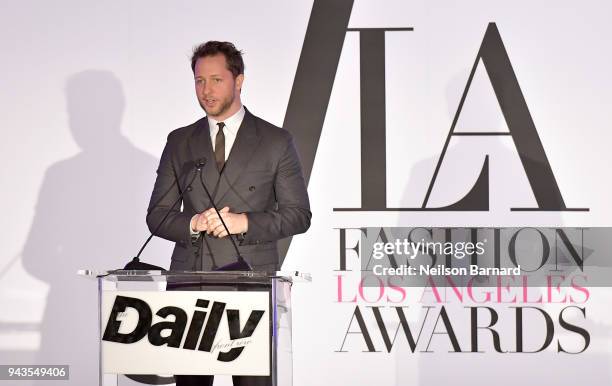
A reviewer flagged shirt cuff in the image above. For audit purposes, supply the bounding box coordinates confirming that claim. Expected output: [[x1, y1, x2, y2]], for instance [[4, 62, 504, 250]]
[[190, 214, 200, 237]]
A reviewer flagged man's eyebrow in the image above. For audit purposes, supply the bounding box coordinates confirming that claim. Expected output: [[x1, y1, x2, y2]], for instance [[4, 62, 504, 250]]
[[194, 74, 222, 78]]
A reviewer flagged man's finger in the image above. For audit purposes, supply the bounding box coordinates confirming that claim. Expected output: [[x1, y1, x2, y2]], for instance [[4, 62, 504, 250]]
[[215, 223, 228, 237], [193, 214, 202, 231], [205, 220, 215, 234], [212, 222, 224, 235], [198, 218, 208, 232], [213, 224, 225, 237], [208, 218, 219, 230]]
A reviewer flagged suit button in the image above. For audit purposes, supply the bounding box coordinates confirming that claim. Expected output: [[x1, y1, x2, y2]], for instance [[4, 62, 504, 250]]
[[249, 186, 256, 192]]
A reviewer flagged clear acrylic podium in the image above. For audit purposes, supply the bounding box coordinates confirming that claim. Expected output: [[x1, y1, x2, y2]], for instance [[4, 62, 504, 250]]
[[78, 270, 310, 386]]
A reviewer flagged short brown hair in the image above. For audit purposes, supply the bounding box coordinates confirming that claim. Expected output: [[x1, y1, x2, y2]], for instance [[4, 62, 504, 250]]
[[190, 41, 244, 77]]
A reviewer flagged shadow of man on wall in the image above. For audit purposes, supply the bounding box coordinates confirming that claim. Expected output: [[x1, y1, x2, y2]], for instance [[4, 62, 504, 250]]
[[21, 70, 159, 385]]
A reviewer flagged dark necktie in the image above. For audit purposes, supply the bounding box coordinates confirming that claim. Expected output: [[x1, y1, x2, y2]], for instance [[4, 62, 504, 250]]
[[215, 122, 225, 172]]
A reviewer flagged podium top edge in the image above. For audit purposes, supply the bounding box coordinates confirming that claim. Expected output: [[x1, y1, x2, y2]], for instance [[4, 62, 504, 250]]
[[77, 269, 312, 282]]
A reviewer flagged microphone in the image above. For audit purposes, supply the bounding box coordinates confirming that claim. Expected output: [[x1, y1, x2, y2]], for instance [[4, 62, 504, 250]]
[[197, 167, 252, 271], [125, 158, 207, 270]]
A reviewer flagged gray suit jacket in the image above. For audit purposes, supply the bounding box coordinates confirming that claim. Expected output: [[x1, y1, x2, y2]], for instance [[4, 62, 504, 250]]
[[146, 108, 311, 272]]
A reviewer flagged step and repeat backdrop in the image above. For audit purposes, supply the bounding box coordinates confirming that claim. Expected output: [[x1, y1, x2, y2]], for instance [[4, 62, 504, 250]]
[[1, 0, 610, 385]]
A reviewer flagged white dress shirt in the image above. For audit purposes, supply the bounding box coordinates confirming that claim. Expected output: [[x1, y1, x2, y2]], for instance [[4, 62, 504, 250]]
[[207, 105, 245, 161]]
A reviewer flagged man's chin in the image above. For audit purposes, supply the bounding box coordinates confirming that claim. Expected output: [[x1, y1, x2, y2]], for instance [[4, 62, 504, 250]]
[[200, 104, 221, 117], [201, 105, 217, 117], [200, 100, 232, 119]]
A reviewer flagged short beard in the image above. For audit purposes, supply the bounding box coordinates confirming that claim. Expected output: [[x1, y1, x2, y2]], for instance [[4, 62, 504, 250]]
[[200, 93, 234, 119]]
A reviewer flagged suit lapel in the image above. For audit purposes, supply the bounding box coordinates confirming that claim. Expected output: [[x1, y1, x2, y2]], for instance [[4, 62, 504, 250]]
[[215, 109, 261, 203], [188, 118, 219, 210]]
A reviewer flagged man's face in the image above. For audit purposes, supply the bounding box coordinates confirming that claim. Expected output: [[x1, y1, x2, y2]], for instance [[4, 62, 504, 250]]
[[194, 54, 243, 120]]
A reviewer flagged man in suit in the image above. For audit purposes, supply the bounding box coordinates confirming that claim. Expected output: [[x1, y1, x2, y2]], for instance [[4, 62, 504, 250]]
[[146, 41, 311, 385]]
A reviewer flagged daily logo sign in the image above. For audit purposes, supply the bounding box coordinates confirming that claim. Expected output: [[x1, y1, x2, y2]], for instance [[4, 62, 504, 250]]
[[100, 291, 270, 376]]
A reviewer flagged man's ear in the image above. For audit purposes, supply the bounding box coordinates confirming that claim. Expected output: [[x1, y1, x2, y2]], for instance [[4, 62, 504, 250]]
[[235, 74, 244, 92]]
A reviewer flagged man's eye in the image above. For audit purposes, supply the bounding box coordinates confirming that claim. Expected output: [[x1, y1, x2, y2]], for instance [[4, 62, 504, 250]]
[[214, 78, 222, 83]]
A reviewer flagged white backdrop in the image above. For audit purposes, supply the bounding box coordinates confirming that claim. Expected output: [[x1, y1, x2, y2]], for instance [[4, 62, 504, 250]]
[[1, 0, 611, 385]]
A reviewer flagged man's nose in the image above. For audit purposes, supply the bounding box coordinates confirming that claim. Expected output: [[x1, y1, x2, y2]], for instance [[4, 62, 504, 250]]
[[203, 82, 212, 95]]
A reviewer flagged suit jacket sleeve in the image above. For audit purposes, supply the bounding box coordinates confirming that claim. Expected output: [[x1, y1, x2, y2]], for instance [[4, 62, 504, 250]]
[[146, 133, 193, 248], [242, 132, 311, 244]]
